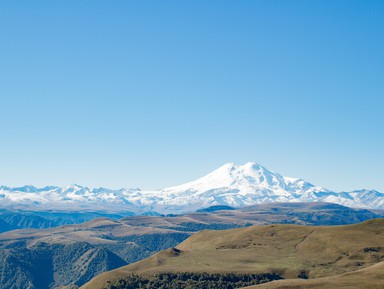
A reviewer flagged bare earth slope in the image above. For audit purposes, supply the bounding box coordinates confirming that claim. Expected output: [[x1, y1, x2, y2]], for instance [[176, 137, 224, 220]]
[[81, 219, 384, 289]]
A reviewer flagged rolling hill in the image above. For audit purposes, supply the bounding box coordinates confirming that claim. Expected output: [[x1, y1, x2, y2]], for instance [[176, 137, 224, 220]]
[[0, 202, 382, 289], [247, 261, 384, 289], [81, 219, 384, 289]]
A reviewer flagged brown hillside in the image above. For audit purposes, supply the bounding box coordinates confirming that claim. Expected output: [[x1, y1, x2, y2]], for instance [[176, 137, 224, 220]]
[[243, 260, 384, 289], [81, 219, 384, 289]]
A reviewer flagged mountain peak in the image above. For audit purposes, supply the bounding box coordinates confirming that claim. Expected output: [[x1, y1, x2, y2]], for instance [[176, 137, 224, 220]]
[[67, 184, 85, 189], [214, 162, 268, 175], [242, 162, 271, 173], [243, 161, 264, 168], [215, 162, 237, 171], [0, 162, 383, 213]]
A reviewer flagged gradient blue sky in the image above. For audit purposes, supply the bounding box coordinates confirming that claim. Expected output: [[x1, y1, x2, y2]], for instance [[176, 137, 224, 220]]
[[0, 0, 383, 191]]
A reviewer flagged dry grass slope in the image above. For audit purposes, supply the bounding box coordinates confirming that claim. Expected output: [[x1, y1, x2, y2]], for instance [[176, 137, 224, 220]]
[[81, 219, 384, 289], [243, 260, 384, 289]]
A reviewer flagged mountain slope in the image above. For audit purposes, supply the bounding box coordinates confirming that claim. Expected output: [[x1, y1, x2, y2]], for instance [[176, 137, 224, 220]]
[[134, 162, 330, 212], [1, 202, 382, 289], [0, 242, 127, 289], [1, 163, 383, 213], [0, 210, 134, 232], [0, 219, 16, 233], [245, 261, 384, 289], [0, 219, 189, 289], [81, 219, 384, 289], [142, 162, 384, 212]]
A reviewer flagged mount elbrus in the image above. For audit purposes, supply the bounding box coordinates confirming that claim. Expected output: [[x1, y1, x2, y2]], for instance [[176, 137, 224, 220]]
[[1, 162, 383, 214]]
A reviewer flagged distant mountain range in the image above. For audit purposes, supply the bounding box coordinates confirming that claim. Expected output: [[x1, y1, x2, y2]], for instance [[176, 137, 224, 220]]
[[1, 162, 383, 213]]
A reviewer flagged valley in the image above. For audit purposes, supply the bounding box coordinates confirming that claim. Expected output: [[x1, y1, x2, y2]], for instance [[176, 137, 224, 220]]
[[0, 202, 382, 289], [1, 163, 383, 288]]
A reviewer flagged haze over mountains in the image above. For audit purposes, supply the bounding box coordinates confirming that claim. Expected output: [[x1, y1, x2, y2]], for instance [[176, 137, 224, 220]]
[[1, 162, 383, 213]]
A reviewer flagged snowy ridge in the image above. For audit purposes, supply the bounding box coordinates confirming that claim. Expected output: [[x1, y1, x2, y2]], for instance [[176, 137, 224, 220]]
[[0, 162, 383, 213]]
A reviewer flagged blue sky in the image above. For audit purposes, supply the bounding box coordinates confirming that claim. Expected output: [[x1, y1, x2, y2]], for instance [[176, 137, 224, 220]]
[[0, 0, 383, 191]]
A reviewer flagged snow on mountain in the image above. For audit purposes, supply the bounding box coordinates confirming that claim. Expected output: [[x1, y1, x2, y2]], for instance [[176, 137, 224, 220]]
[[130, 162, 336, 212], [0, 162, 383, 213], [0, 184, 141, 211]]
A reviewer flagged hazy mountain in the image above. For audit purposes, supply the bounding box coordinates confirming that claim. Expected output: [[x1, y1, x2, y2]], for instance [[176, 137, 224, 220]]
[[0, 202, 382, 289], [0, 218, 16, 233], [0, 210, 134, 232], [1, 163, 383, 214]]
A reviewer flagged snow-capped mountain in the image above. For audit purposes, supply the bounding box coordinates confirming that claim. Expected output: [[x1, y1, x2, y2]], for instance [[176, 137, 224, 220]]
[[0, 162, 383, 213]]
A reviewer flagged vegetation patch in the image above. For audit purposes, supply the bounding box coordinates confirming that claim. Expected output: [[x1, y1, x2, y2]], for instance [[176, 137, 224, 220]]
[[104, 272, 282, 289]]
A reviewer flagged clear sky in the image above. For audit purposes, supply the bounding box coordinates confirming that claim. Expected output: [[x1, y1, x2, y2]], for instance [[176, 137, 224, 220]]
[[0, 0, 383, 192]]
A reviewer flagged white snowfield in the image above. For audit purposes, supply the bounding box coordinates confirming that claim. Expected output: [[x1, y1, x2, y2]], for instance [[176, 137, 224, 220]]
[[1, 162, 383, 214]]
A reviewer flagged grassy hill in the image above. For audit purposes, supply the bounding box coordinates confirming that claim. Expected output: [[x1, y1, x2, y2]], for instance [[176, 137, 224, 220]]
[[81, 219, 384, 289], [245, 261, 384, 289], [1, 202, 383, 289]]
